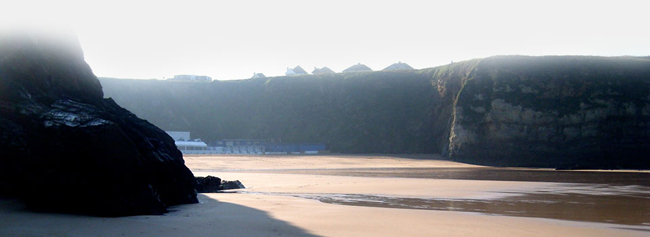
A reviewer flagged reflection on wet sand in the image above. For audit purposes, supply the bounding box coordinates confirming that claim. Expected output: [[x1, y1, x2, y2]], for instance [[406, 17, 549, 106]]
[[241, 189, 650, 227], [235, 167, 650, 227], [315, 192, 649, 226]]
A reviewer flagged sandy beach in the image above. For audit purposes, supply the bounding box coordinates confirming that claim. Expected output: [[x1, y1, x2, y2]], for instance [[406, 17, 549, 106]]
[[1, 154, 649, 236]]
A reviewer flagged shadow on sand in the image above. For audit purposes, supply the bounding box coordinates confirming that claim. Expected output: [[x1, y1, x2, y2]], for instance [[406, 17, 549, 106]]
[[0, 194, 320, 236]]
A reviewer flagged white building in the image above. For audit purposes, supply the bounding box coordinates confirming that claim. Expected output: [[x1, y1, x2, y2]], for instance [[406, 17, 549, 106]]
[[174, 140, 209, 154], [169, 75, 212, 82], [166, 131, 209, 154], [285, 66, 307, 76], [251, 72, 266, 79]]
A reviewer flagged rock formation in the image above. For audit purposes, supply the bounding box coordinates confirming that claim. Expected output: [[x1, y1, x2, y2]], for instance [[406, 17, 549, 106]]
[[446, 56, 650, 169], [195, 176, 222, 193], [0, 31, 198, 216], [220, 180, 246, 190], [195, 176, 246, 192]]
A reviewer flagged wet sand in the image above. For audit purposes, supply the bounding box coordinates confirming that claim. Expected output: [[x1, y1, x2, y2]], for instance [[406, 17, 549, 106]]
[[1, 154, 649, 236]]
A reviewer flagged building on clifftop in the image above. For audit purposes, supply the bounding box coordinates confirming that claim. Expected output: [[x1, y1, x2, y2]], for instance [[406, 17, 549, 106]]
[[312, 67, 336, 74], [251, 73, 266, 79], [169, 74, 212, 82], [342, 63, 372, 73], [382, 61, 414, 71], [285, 65, 308, 76]]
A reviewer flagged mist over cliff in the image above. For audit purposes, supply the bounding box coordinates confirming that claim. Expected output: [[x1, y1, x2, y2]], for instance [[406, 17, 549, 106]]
[[100, 56, 650, 169]]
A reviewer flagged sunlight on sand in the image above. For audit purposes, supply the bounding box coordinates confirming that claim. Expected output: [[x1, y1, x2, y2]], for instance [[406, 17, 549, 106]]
[[1, 155, 648, 236]]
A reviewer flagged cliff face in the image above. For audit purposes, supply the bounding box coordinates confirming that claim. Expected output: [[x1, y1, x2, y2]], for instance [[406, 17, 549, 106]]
[[447, 56, 650, 168], [99, 56, 650, 169], [101, 71, 446, 153], [0, 31, 198, 216]]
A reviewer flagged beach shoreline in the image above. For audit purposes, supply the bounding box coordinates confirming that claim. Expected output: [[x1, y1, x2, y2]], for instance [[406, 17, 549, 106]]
[[1, 154, 649, 236]]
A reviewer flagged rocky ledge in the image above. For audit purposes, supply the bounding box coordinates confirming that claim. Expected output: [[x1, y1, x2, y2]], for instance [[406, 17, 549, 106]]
[[0, 31, 198, 216]]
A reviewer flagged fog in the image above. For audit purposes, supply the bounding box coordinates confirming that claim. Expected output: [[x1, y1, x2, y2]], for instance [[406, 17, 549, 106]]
[[3, 0, 648, 80]]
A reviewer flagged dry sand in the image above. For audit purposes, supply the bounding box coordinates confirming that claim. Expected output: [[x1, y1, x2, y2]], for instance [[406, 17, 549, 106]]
[[185, 154, 481, 170], [1, 154, 648, 236]]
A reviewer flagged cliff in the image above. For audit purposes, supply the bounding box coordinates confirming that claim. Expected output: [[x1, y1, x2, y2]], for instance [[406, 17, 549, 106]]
[[100, 56, 650, 169], [0, 31, 198, 216], [101, 71, 445, 154], [447, 56, 650, 168]]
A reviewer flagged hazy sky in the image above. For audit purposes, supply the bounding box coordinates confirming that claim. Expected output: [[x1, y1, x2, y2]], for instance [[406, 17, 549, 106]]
[[3, 0, 649, 80]]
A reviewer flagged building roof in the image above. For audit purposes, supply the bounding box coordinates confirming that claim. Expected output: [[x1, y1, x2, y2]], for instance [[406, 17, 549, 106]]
[[382, 61, 414, 71], [292, 65, 308, 75], [251, 73, 266, 79], [312, 67, 335, 74], [286, 66, 308, 76], [342, 63, 372, 73], [175, 141, 207, 148]]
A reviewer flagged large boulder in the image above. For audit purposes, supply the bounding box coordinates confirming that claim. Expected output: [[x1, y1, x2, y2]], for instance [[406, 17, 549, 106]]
[[0, 30, 198, 216]]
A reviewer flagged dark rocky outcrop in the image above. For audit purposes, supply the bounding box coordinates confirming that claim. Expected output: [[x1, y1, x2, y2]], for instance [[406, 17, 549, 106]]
[[195, 176, 245, 192], [220, 180, 246, 190], [0, 31, 198, 216], [195, 176, 222, 193]]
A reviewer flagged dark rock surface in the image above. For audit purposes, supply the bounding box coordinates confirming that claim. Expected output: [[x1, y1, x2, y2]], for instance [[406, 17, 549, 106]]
[[196, 176, 246, 192], [195, 176, 222, 193], [220, 180, 246, 190], [0, 31, 198, 216]]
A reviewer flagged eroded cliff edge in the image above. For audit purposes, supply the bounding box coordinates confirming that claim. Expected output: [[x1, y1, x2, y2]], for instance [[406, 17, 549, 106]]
[[446, 56, 650, 168], [0, 32, 198, 216]]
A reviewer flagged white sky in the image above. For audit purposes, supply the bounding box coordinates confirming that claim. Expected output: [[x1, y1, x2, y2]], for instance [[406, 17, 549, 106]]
[[2, 0, 649, 80]]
